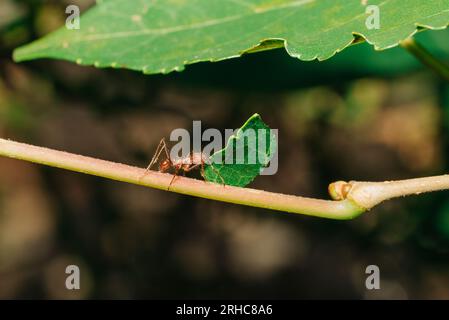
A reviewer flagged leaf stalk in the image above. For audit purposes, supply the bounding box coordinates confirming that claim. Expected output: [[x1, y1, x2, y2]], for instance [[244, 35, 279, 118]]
[[400, 37, 449, 82]]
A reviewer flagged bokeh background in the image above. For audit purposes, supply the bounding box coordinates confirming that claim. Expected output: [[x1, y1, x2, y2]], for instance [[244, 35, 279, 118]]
[[2, 0, 449, 299]]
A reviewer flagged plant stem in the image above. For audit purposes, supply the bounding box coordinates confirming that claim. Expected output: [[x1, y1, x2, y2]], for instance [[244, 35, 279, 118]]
[[330, 177, 449, 209], [2, 138, 449, 220], [400, 37, 449, 82], [0, 138, 364, 220]]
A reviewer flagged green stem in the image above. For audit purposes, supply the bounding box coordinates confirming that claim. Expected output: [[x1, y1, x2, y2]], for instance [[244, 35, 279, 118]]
[[330, 177, 449, 209], [2, 138, 449, 220], [400, 37, 449, 82], [0, 138, 364, 220]]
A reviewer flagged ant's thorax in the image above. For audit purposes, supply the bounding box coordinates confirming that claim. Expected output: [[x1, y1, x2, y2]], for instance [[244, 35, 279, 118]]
[[171, 152, 209, 166]]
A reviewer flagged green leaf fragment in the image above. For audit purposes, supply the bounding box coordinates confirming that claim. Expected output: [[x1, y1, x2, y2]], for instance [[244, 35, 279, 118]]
[[204, 113, 277, 187]]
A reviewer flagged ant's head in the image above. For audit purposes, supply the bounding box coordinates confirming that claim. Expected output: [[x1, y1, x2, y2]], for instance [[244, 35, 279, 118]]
[[159, 159, 171, 173]]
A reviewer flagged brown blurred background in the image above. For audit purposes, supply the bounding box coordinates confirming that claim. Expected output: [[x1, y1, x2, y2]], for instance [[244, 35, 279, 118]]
[[1, 0, 449, 299]]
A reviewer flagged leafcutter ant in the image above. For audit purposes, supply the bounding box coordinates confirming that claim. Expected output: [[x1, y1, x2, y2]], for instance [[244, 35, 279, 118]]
[[142, 138, 225, 189]]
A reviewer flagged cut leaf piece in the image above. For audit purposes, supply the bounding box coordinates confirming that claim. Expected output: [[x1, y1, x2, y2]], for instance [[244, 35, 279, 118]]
[[204, 114, 277, 187]]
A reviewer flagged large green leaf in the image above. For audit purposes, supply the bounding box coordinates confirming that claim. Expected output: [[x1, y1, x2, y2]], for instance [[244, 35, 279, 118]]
[[13, 0, 449, 75], [204, 114, 277, 187]]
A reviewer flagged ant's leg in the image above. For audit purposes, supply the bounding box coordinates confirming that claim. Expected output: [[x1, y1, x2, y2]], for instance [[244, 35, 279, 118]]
[[200, 163, 206, 183], [142, 138, 171, 180], [209, 164, 225, 185], [199, 163, 225, 186], [140, 139, 165, 180], [198, 163, 209, 184], [203, 156, 225, 185], [145, 138, 164, 170], [161, 138, 170, 162], [183, 163, 201, 173], [168, 167, 180, 191]]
